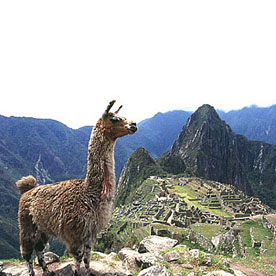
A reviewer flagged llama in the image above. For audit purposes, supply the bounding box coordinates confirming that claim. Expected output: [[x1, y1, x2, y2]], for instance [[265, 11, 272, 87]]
[[16, 100, 137, 276]]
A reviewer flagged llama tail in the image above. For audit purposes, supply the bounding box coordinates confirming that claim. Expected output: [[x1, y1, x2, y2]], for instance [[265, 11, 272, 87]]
[[16, 175, 38, 195]]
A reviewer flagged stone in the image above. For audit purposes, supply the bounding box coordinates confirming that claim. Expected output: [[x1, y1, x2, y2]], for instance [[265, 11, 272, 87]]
[[136, 252, 161, 269], [137, 265, 169, 276], [55, 264, 74, 276], [163, 251, 181, 262], [35, 251, 60, 265], [118, 248, 140, 270], [182, 263, 193, 269], [187, 273, 196, 276], [2, 265, 28, 276], [189, 249, 200, 258], [138, 236, 178, 253], [233, 270, 247, 276]]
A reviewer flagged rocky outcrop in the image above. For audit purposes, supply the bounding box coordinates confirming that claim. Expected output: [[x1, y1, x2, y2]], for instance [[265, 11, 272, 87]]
[[138, 235, 178, 253], [137, 265, 168, 276]]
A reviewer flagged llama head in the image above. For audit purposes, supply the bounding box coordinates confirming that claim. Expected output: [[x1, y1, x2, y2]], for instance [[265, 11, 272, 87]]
[[98, 100, 137, 140]]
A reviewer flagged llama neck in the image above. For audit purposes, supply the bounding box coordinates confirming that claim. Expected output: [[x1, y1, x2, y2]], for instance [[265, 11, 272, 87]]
[[84, 126, 116, 201]]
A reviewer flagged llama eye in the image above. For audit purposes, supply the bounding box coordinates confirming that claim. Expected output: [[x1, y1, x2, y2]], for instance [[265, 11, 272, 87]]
[[110, 117, 120, 122]]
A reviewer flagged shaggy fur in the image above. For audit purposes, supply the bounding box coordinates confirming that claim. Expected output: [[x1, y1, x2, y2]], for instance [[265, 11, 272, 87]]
[[16, 100, 137, 276]]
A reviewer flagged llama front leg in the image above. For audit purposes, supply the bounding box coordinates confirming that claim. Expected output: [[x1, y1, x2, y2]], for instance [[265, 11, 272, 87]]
[[34, 232, 53, 276], [26, 258, 35, 276], [68, 243, 84, 276], [36, 251, 54, 276], [83, 244, 92, 272], [73, 255, 83, 276]]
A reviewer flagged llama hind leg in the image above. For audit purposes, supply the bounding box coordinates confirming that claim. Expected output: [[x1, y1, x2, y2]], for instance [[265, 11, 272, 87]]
[[20, 240, 35, 276], [35, 232, 54, 276]]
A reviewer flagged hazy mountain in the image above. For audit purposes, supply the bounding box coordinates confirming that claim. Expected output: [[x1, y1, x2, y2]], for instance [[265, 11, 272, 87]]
[[218, 105, 276, 145]]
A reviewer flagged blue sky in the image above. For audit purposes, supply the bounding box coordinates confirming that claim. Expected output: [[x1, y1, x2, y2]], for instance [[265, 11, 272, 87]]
[[0, 1, 275, 128]]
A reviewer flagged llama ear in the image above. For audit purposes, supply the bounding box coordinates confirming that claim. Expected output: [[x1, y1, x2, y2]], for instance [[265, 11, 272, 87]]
[[102, 100, 116, 119], [114, 105, 123, 115]]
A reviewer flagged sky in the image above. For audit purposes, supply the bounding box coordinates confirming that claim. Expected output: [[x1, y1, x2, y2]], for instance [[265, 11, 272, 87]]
[[0, 1, 276, 129]]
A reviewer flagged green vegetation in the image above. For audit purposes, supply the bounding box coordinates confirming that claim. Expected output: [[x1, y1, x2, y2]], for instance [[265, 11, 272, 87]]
[[168, 184, 232, 218], [190, 223, 225, 240]]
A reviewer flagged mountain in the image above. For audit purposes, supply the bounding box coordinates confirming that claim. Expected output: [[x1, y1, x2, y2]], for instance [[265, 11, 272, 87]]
[[115, 110, 191, 172], [219, 105, 276, 145], [116, 147, 165, 206], [159, 104, 276, 208]]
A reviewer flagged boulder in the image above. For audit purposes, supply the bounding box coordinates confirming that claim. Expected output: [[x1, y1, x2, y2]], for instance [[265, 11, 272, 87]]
[[137, 265, 169, 276], [163, 251, 181, 262], [54, 264, 74, 276], [189, 249, 200, 258], [136, 252, 161, 269], [35, 252, 60, 265], [138, 236, 178, 253], [118, 248, 140, 270], [211, 231, 235, 254]]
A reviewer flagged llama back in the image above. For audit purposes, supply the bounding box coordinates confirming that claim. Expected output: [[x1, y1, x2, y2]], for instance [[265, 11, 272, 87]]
[[16, 175, 38, 195], [28, 179, 95, 240]]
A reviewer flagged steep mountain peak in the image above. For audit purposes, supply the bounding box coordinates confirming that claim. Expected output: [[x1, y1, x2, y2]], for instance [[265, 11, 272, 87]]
[[160, 106, 254, 195], [170, 104, 231, 157], [186, 104, 224, 129]]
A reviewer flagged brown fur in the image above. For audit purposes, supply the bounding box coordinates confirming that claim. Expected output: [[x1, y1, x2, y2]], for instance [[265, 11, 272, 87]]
[[16, 175, 37, 195], [16, 100, 137, 276]]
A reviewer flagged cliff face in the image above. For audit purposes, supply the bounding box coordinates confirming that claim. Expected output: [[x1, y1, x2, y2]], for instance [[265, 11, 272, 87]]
[[159, 105, 276, 207]]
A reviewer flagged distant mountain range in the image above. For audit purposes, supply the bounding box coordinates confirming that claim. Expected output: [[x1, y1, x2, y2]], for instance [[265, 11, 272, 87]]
[[1, 104, 276, 258]]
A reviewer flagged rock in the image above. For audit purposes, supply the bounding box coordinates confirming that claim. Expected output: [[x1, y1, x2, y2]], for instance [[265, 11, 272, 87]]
[[54, 264, 74, 276], [137, 265, 169, 276], [118, 248, 140, 270], [138, 236, 178, 253], [35, 251, 60, 265], [187, 273, 196, 276], [136, 252, 161, 269], [182, 263, 193, 269], [233, 270, 247, 276], [189, 249, 200, 258], [211, 231, 235, 254], [2, 265, 28, 276], [163, 251, 181, 262]]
